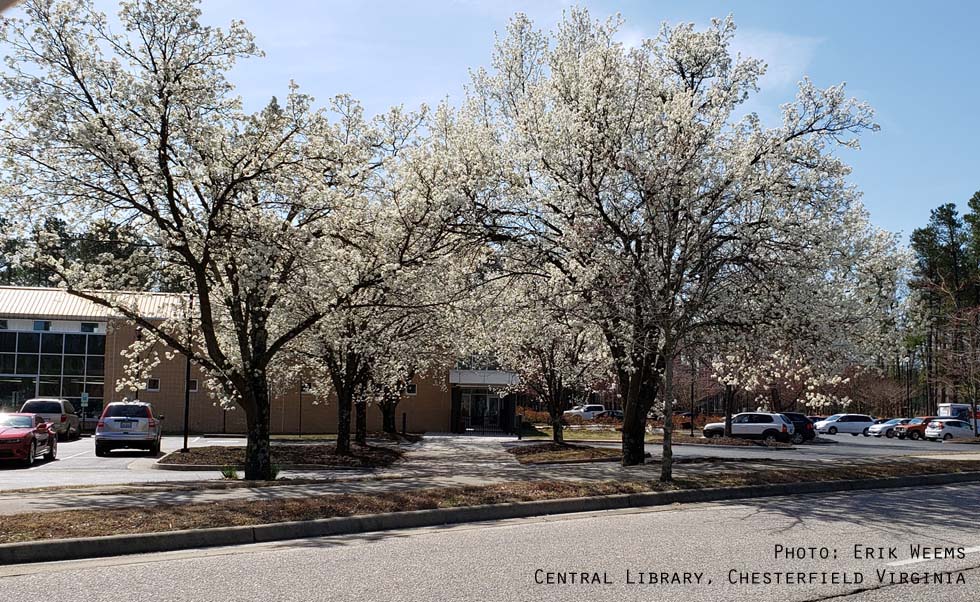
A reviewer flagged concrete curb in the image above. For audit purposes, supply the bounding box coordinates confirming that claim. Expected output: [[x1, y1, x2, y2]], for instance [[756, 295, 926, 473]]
[[3, 471, 980, 565]]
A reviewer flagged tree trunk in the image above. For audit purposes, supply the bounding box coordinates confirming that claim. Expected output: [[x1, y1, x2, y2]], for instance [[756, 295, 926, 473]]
[[243, 380, 274, 480], [355, 398, 367, 446], [621, 398, 648, 465], [336, 387, 352, 455], [380, 398, 398, 434], [660, 356, 675, 482], [551, 411, 565, 444], [723, 384, 734, 437]]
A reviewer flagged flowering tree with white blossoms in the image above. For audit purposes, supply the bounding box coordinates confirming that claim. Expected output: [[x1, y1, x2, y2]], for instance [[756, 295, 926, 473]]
[[463, 9, 887, 479], [0, 0, 417, 479], [473, 268, 611, 443]]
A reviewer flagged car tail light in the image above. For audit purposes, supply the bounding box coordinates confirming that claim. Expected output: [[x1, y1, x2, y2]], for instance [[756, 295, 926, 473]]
[[781, 425, 787, 432], [60, 414, 67, 422], [148, 419, 156, 428], [806, 423, 813, 430], [937, 423, 945, 429], [97, 421, 104, 429]]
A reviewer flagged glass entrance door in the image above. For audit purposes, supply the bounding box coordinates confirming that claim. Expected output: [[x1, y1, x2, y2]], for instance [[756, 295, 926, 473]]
[[462, 388, 501, 430]]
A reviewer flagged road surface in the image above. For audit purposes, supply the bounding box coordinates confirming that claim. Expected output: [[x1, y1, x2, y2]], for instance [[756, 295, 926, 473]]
[[1, 483, 978, 601]]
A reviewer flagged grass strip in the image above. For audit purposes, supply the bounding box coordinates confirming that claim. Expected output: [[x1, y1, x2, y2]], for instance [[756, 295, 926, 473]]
[[1, 459, 977, 544]]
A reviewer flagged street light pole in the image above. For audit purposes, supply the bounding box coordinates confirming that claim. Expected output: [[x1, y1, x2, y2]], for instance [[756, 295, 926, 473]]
[[181, 291, 193, 453]]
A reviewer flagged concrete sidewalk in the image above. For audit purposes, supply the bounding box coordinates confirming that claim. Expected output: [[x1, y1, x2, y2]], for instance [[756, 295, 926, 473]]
[[0, 436, 806, 516]]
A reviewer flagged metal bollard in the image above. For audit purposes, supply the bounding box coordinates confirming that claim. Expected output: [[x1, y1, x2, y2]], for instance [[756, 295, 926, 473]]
[[402, 412, 407, 436]]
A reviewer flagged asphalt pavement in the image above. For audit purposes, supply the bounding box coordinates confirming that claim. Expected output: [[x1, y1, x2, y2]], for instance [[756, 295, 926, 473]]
[[1, 482, 978, 601]]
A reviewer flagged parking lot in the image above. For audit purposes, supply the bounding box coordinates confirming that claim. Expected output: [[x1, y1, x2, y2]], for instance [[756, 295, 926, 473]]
[[1, 428, 977, 493], [0, 435, 245, 491]]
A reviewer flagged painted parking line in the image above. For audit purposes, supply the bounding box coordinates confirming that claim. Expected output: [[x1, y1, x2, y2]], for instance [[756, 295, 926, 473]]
[[57, 450, 92, 460], [887, 545, 980, 567]]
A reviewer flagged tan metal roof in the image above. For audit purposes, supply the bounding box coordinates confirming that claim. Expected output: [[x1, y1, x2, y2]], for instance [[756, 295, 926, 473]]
[[0, 286, 182, 321]]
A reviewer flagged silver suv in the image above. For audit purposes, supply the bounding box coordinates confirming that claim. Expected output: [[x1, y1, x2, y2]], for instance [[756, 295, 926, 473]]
[[95, 402, 164, 456], [19, 398, 81, 440]]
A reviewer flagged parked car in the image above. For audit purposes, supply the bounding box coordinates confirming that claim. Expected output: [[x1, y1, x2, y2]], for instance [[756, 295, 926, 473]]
[[95, 402, 164, 456], [0, 413, 57, 466], [813, 414, 875, 436], [563, 404, 606, 420], [19, 398, 80, 440], [868, 418, 911, 438], [593, 409, 623, 420], [780, 412, 816, 444], [925, 418, 977, 441], [701, 412, 795, 444], [894, 416, 937, 440]]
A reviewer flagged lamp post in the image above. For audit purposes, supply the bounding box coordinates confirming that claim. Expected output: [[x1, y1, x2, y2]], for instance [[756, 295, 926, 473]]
[[181, 291, 193, 453]]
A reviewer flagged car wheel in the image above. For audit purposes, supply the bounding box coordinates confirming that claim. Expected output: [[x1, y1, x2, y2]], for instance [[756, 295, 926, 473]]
[[24, 440, 36, 467], [909, 431, 921, 440], [791, 432, 804, 445], [885, 429, 895, 438], [762, 430, 779, 445], [149, 440, 161, 455], [828, 426, 838, 435], [943, 433, 952, 441], [44, 437, 57, 461], [862, 428, 870, 437], [94, 443, 107, 457]]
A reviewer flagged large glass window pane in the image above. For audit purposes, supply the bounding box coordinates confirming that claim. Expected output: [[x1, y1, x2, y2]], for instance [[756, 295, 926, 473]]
[[83, 382, 104, 398], [64, 334, 86, 355], [61, 377, 84, 397], [17, 333, 39, 354], [85, 356, 104, 377], [0, 354, 14, 374], [0, 332, 15, 353], [40, 354, 62, 375], [15, 354, 38, 375], [41, 333, 63, 354], [63, 356, 84, 376], [87, 335, 105, 356], [0, 376, 36, 412], [37, 376, 61, 397]]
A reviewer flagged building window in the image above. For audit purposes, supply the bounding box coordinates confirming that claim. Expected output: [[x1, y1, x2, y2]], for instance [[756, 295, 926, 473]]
[[405, 383, 418, 396], [33, 320, 51, 331], [0, 319, 7, 330], [188, 379, 198, 393], [146, 378, 160, 391], [80, 322, 97, 333]]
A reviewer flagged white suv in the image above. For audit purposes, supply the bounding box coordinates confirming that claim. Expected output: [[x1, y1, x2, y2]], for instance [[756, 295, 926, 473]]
[[95, 402, 164, 456], [814, 414, 875, 436], [562, 404, 606, 420], [702, 412, 795, 443]]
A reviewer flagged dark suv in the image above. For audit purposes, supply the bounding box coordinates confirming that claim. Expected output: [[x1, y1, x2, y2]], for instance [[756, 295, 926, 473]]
[[780, 412, 816, 444]]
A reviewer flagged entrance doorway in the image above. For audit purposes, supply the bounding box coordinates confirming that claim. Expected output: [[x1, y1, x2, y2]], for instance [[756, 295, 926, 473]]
[[461, 388, 502, 432]]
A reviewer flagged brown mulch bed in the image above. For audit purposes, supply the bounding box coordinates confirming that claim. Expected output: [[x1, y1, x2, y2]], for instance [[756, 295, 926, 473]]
[[507, 442, 623, 464], [158, 444, 402, 468], [1, 459, 979, 544]]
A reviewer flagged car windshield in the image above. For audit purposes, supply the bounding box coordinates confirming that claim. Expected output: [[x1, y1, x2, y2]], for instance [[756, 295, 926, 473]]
[[21, 401, 61, 414], [103, 405, 149, 418], [909, 418, 924, 425], [0, 415, 33, 428], [825, 415, 842, 421], [883, 419, 901, 425]]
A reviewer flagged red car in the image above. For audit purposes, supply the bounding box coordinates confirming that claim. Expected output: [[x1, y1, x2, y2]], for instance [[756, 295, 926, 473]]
[[0, 413, 58, 466]]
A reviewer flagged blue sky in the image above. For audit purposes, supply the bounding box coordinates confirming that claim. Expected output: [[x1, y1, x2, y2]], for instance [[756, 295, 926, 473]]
[[90, 1, 980, 239]]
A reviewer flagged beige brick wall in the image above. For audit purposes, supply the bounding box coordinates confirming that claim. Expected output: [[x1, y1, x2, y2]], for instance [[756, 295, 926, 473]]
[[104, 322, 452, 434]]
